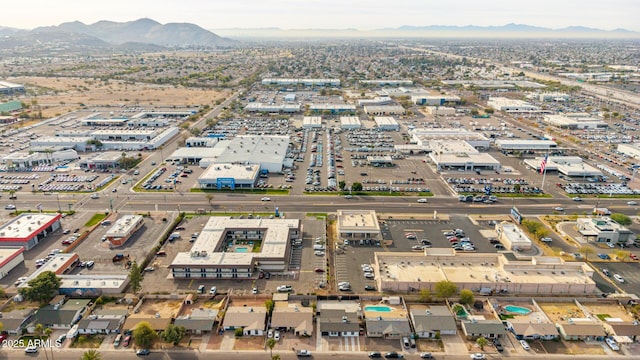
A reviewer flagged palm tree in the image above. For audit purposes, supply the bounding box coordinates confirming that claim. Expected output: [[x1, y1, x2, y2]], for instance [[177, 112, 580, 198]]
[[34, 324, 49, 360], [266, 337, 277, 358], [44, 327, 54, 360], [81, 349, 102, 360]]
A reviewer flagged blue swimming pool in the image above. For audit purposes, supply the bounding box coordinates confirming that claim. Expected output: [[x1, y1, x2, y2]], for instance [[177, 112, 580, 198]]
[[504, 305, 531, 315], [365, 305, 393, 312], [235, 247, 249, 253]]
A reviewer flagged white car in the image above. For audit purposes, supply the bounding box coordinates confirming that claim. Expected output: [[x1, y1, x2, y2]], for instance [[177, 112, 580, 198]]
[[628, 201, 638, 206], [267, 329, 274, 338], [614, 274, 625, 283], [274, 331, 281, 341], [24, 346, 38, 353], [572, 197, 582, 201], [554, 207, 564, 211], [252, 287, 258, 294], [606, 337, 620, 351], [520, 339, 530, 351], [314, 251, 325, 256], [470, 354, 486, 360], [417, 198, 428, 203], [261, 197, 271, 201], [296, 349, 311, 357], [90, 193, 99, 199], [209, 286, 217, 295], [5, 204, 16, 210]]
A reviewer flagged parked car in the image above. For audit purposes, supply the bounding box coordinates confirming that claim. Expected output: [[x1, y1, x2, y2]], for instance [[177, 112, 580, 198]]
[[470, 354, 486, 360], [296, 349, 311, 357], [136, 349, 151, 356], [274, 331, 281, 341], [520, 339, 530, 351], [24, 346, 38, 353], [419, 352, 433, 358], [369, 352, 382, 358], [122, 335, 131, 347], [385, 352, 403, 358], [493, 340, 504, 352]]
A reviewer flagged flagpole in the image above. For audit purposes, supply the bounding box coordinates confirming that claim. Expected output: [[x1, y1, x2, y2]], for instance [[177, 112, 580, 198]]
[[541, 150, 549, 193]]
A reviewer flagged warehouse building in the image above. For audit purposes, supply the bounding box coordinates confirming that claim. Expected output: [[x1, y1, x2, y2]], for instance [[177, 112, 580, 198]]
[[410, 128, 491, 149], [244, 103, 300, 113], [197, 163, 260, 189], [261, 78, 340, 86], [527, 92, 570, 102], [18, 253, 81, 290], [544, 114, 607, 130], [309, 104, 356, 114], [617, 143, 640, 160], [357, 96, 395, 106], [411, 95, 461, 106], [340, 116, 362, 130], [170, 217, 301, 278], [374, 250, 596, 295], [363, 105, 406, 116], [487, 97, 539, 113], [302, 116, 323, 129], [0, 247, 25, 280], [374, 117, 400, 131], [425, 106, 456, 116], [104, 215, 145, 248], [0, 81, 25, 95], [168, 146, 227, 165], [0, 213, 62, 250], [359, 80, 413, 86]]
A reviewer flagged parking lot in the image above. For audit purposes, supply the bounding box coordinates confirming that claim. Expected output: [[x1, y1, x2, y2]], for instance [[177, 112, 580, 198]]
[[595, 262, 640, 296]]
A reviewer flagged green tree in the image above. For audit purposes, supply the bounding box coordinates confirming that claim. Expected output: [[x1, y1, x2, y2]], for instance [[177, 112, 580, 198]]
[[129, 261, 142, 293], [338, 180, 346, 190], [418, 289, 432, 302], [459, 289, 474, 305], [610, 213, 632, 226], [266, 337, 277, 357], [19, 271, 61, 304], [132, 321, 156, 349], [271, 355, 281, 360], [434, 280, 457, 299], [81, 349, 102, 360], [579, 245, 595, 261], [476, 336, 489, 350], [265, 299, 275, 316], [234, 327, 244, 337], [162, 324, 186, 345], [351, 182, 363, 192], [205, 193, 214, 205]]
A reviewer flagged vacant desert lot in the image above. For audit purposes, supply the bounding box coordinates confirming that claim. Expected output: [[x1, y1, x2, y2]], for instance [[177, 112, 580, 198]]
[[13, 76, 228, 117]]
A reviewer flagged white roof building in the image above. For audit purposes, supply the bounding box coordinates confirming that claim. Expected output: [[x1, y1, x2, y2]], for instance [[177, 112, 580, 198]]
[[363, 105, 406, 116], [197, 163, 260, 189], [428, 141, 501, 171], [215, 135, 289, 173], [496, 222, 533, 251], [302, 116, 322, 129], [488, 97, 539, 113], [0, 213, 62, 250], [374, 117, 400, 131], [523, 156, 603, 177], [410, 128, 491, 149], [336, 210, 381, 240], [544, 114, 607, 130], [170, 217, 301, 278], [340, 116, 362, 129], [495, 140, 558, 151], [617, 143, 640, 160]]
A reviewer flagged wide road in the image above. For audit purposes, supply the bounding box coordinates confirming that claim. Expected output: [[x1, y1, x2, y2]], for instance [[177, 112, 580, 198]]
[[8, 191, 639, 217], [0, 348, 630, 360]]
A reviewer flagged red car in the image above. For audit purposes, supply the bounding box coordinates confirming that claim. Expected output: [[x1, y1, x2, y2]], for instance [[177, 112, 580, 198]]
[[122, 335, 131, 347], [630, 254, 638, 260], [258, 272, 265, 279]]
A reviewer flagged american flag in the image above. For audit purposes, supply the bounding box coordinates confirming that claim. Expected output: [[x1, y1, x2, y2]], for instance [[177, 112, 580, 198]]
[[540, 154, 548, 174]]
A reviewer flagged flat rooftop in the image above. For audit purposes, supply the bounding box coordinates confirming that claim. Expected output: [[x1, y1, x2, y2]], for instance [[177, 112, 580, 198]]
[[199, 163, 260, 181], [374, 117, 399, 126], [59, 274, 128, 290], [0, 247, 24, 267], [0, 213, 61, 241], [105, 215, 143, 237], [171, 217, 299, 267], [340, 117, 362, 126], [337, 210, 380, 233]]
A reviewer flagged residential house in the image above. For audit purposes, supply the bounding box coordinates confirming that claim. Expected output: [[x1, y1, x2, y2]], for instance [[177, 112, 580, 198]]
[[222, 306, 266, 336], [77, 309, 127, 335], [556, 320, 606, 341], [461, 319, 507, 340], [29, 298, 91, 331], [271, 302, 313, 336], [317, 300, 362, 337], [507, 321, 560, 340], [318, 309, 360, 337], [0, 308, 36, 334], [174, 308, 218, 335], [364, 301, 411, 339], [410, 305, 457, 338], [603, 321, 640, 342]]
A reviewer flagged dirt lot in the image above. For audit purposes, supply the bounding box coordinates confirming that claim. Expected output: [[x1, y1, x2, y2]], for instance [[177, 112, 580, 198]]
[[14, 76, 228, 117], [538, 303, 585, 322], [233, 336, 265, 350], [137, 299, 182, 318], [542, 340, 606, 355]]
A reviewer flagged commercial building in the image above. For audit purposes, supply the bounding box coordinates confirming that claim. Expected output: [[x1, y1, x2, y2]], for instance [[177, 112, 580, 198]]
[[617, 143, 640, 160], [0, 81, 25, 95], [58, 274, 129, 296], [309, 104, 356, 114], [104, 215, 145, 248], [428, 141, 501, 172], [244, 103, 300, 113], [523, 156, 602, 177], [425, 106, 456, 116], [359, 80, 413, 86], [2, 149, 79, 171], [373, 250, 596, 295], [411, 95, 461, 106], [442, 80, 545, 90], [261, 78, 340, 87], [374, 117, 400, 131], [544, 114, 607, 130], [169, 217, 301, 279], [81, 151, 124, 170], [340, 116, 362, 130], [487, 97, 539, 113], [185, 136, 224, 148], [495, 222, 533, 251], [363, 105, 406, 116], [357, 96, 395, 106], [495, 139, 558, 151], [31, 136, 94, 152], [197, 163, 260, 189], [410, 128, 491, 149], [527, 92, 570, 102], [18, 253, 81, 290], [0, 247, 25, 279], [0, 213, 62, 250], [169, 146, 227, 165], [302, 116, 322, 129], [31, 127, 179, 151], [576, 217, 636, 245], [215, 135, 289, 173], [336, 210, 381, 240]]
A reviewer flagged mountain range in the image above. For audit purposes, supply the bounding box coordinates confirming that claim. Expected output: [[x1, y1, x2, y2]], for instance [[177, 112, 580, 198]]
[[0, 20, 637, 53]]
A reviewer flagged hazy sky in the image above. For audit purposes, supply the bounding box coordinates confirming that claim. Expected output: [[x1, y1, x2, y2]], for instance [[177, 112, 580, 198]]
[[5, 0, 638, 31]]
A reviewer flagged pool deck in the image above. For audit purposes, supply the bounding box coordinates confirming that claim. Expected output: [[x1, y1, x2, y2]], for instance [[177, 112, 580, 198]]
[[363, 302, 407, 319]]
